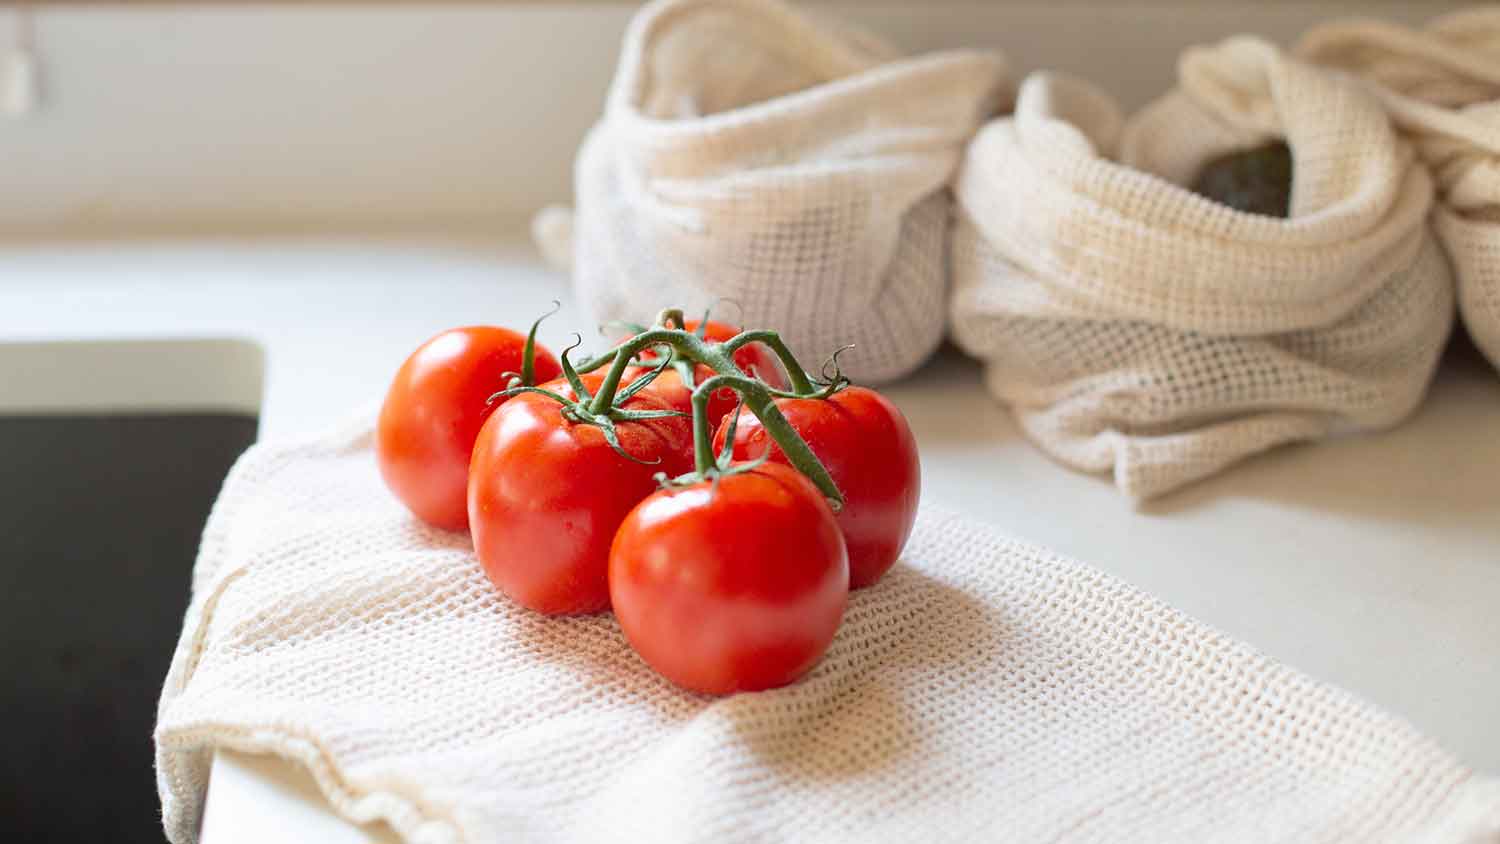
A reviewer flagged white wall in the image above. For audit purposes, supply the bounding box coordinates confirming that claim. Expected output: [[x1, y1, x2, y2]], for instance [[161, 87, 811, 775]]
[[0, 1, 1470, 236]]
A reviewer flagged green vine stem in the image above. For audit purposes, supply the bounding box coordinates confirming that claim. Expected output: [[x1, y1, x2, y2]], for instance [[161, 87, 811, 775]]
[[688, 373, 844, 511], [586, 325, 833, 412], [656, 307, 688, 331], [524, 307, 846, 506], [574, 318, 819, 397], [718, 330, 815, 394], [586, 329, 697, 415]]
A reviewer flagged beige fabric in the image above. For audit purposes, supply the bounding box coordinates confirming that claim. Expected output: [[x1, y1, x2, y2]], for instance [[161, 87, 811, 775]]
[[1299, 9, 1500, 373], [949, 40, 1454, 501], [155, 413, 1500, 843], [567, 0, 1008, 383]]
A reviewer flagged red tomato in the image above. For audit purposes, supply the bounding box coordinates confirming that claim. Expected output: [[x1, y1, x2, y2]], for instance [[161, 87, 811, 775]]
[[468, 373, 695, 615], [609, 463, 848, 694], [715, 386, 919, 590], [624, 319, 788, 430], [377, 326, 561, 531]]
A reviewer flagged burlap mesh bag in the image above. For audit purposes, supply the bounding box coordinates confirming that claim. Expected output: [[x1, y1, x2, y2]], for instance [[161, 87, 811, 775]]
[[949, 39, 1454, 501], [1299, 8, 1500, 374], [154, 415, 1500, 843], [568, 0, 1008, 383]]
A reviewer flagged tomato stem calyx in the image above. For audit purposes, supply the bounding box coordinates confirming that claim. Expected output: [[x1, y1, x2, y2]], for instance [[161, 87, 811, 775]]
[[654, 394, 771, 492], [488, 341, 688, 467], [497, 300, 561, 393]]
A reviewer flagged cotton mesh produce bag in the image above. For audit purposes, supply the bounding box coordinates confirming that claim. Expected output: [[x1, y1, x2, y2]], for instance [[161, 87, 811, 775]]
[[949, 39, 1455, 502], [1299, 9, 1500, 374], [565, 0, 1009, 383], [152, 414, 1500, 843]]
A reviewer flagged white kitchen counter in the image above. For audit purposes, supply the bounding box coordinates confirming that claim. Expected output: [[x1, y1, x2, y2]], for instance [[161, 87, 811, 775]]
[[3, 231, 1497, 842]]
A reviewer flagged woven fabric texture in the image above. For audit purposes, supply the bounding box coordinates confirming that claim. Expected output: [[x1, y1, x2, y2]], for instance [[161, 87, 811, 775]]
[[1299, 8, 1500, 374], [949, 39, 1454, 501], [154, 414, 1500, 843], [567, 0, 1009, 383]]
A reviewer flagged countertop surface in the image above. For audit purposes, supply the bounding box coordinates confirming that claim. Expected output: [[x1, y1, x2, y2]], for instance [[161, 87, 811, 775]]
[[4, 232, 1497, 843]]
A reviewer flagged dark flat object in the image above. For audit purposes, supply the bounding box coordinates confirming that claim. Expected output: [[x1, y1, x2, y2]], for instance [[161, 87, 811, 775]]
[[1190, 141, 1293, 218], [0, 413, 257, 842]]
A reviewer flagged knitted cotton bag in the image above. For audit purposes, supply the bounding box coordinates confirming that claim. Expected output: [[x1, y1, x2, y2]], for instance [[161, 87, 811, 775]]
[[566, 0, 1008, 383], [950, 40, 1453, 501], [1300, 8, 1500, 374]]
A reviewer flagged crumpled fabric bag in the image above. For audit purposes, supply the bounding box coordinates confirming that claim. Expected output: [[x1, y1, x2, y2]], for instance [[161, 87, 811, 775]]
[[949, 39, 1454, 501], [1299, 8, 1500, 374], [565, 0, 1008, 383], [154, 413, 1500, 843]]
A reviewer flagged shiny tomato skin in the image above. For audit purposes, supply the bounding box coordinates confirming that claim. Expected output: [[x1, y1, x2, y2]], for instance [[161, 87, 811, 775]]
[[609, 463, 848, 695], [625, 319, 788, 429], [467, 373, 694, 615], [377, 326, 562, 532], [715, 386, 919, 590]]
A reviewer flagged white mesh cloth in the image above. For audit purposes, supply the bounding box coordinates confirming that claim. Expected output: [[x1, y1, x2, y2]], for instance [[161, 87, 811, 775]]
[[564, 0, 1008, 383], [1299, 8, 1500, 374], [949, 39, 1454, 502], [154, 413, 1500, 843]]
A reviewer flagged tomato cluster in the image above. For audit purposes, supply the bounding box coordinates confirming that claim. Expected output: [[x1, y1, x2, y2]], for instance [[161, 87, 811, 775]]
[[376, 307, 921, 695]]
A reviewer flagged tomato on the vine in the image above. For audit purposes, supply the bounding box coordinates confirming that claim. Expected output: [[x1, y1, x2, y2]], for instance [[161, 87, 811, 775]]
[[715, 386, 919, 589], [468, 373, 694, 615], [624, 319, 788, 431], [377, 326, 561, 531], [609, 463, 848, 695]]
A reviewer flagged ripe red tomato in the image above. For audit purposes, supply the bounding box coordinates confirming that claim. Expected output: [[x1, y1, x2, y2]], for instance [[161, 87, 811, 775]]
[[468, 373, 694, 615], [715, 386, 919, 590], [377, 326, 561, 531], [609, 463, 848, 695], [624, 319, 788, 430]]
